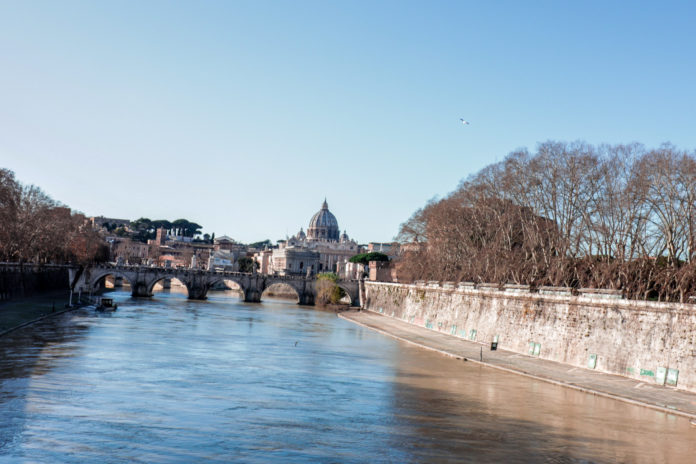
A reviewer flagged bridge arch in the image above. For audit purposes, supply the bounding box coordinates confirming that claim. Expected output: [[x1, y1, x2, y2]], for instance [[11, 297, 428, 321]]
[[261, 282, 301, 303], [335, 283, 355, 305], [90, 271, 134, 291], [262, 278, 314, 305], [147, 276, 188, 297], [208, 276, 247, 295], [206, 277, 245, 300]]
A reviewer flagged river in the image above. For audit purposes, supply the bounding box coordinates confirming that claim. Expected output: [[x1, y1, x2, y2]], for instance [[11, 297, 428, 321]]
[[0, 289, 693, 463]]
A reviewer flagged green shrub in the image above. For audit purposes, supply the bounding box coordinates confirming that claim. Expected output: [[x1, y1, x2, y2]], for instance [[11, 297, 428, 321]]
[[316, 273, 346, 304], [348, 252, 389, 265]]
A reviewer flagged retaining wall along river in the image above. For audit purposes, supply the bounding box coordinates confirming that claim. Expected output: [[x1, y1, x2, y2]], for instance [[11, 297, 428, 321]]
[[363, 281, 696, 392], [0, 264, 69, 301]]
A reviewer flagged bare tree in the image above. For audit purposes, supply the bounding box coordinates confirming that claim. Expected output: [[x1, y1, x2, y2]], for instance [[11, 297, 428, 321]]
[[0, 168, 108, 265], [395, 141, 696, 301]]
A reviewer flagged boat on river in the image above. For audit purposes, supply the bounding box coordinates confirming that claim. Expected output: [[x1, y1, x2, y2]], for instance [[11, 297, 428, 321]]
[[95, 297, 117, 311]]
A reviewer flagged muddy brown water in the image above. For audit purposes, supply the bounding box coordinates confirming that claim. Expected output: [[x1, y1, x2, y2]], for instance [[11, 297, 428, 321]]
[[0, 289, 693, 463]]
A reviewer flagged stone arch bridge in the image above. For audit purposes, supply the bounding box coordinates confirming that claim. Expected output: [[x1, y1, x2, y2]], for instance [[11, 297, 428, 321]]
[[69, 265, 362, 307]]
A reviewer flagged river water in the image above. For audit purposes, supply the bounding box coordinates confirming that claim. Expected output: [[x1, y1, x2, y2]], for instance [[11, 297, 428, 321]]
[[0, 289, 693, 463]]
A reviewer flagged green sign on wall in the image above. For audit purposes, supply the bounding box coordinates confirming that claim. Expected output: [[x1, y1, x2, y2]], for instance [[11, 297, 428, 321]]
[[533, 343, 541, 356], [655, 367, 667, 385], [588, 354, 597, 369]]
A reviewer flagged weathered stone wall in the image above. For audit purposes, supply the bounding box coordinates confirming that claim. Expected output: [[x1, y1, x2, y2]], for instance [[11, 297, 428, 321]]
[[364, 281, 696, 392], [0, 265, 69, 301]]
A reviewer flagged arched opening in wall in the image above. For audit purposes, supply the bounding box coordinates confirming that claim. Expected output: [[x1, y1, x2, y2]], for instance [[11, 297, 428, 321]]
[[261, 283, 300, 303], [94, 273, 133, 294], [336, 285, 352, 306], [150, 277, 188, 297], [207, 279, 244, 300]]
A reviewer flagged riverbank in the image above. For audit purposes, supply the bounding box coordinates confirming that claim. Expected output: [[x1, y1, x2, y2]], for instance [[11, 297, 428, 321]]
[[340, 310, 696, 421], [363, 281, 696, 393], [0, 264, 69, 302], [0, 290, 73, 336]]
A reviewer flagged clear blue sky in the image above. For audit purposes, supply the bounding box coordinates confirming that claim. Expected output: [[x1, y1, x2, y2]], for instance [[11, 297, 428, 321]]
[[1, 1, 695, 243]]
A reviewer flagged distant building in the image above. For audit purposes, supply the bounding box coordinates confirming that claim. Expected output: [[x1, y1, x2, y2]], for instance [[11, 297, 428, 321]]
[[254, 249, 273, 274], [367, 242, 400, 257], [338, 260, 367, 280], [207, 249, 238, 271], [140, 227, 219, 269], [192, 244, 214, 269], [368, 260, 397, 282], [213, 235, 235, 248], [272, 247, 320, 275], [110, 237, 149, 264], [156, 245, 190, 268], [214, 236, 247, 254], [155, 227, 167, 245], [262, 200, 362, 276]]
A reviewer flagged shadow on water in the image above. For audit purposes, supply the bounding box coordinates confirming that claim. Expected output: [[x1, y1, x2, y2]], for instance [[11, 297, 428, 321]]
[[0, 289, 157, 452], [0, 308, 92, 450]]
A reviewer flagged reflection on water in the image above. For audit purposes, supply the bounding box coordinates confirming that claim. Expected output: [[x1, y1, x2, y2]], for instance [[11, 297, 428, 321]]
[[0, 290, 694, 463]]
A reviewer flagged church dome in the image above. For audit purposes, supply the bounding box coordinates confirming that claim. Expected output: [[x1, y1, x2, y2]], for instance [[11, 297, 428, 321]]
[[307, 199, 340, 241]]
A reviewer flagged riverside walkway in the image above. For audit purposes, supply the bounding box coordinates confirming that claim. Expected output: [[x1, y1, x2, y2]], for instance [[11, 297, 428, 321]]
[[340, 310, 696, 421]]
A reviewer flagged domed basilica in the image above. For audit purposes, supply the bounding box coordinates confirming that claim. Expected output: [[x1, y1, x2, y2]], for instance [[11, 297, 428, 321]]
[[307, 199, 340, 241], [256, 200, 362, 275]]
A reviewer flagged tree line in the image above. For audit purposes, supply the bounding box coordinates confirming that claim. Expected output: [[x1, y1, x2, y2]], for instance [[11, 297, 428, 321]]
[[0, 169, 108, 264], [129, 218, 204, 242], [396, 141, 696, 302]]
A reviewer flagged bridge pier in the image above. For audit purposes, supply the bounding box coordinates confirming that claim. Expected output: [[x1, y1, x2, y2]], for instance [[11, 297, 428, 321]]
[[131, 281, 152, 298], [243, 288, 262, 303], [185, 274, 211, 300], [298, 291, 315, 306], [187, 284, 208, 300]]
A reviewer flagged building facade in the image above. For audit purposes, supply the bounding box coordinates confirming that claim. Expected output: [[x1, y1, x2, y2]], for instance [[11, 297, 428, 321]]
[[110, 237, 149, 265]]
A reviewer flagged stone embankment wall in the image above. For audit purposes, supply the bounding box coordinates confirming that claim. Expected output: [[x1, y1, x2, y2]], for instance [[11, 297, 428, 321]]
[[0, 264, 69, 301], [364, 281, 696, 393]]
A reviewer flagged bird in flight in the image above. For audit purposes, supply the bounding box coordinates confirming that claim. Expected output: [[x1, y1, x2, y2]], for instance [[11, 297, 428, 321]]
[[460, 119, 470, 125]]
